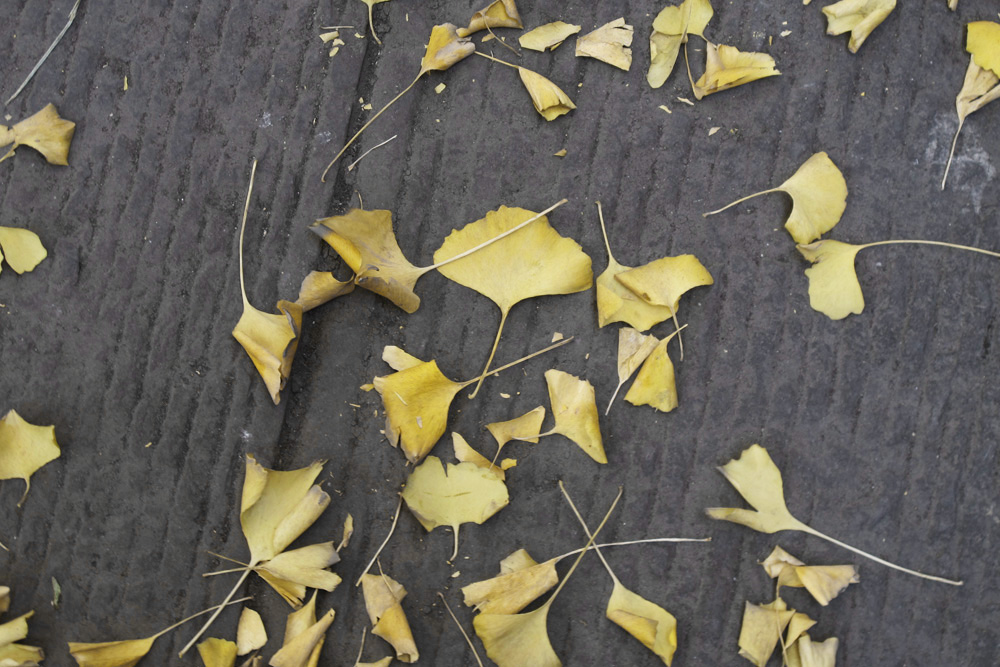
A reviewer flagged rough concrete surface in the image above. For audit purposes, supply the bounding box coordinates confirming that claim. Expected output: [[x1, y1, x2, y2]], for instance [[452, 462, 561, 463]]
[[0, 0, 998, 665]]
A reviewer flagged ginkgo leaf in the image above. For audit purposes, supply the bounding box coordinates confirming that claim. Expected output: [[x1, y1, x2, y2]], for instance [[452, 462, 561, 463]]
[[703, 152, 848, 245], [452, 432, 505, 480], [486, 406, 546, 460], [0, 642, 44, 665], [256, 542, 342, 607], [0, 409, 60, 507], [236, 609, 267, 655], [707, 444, 963, 585], [517, 67, 577, 120], [796, 240, 865, 320], [576, 18, 634, 71], [593, 202, 675, 331], [607, 328, 659, 414], [338, 513, 355, 552], [0, 227, 47, 276], [761, 546, 859, 605], [382, 345, 424, 371], [360, 0, 391, 45], [231, 162, 303, 405], [942, 22, 1000, 189], [275, 591, 324, 667], [543, 369, 607, 464], [270, 604, 336, 667], [737, 599, 795, 667], [615, 255, 713, 313], [822, 0, 896, 53], [295, 271, 354, 312], [648, 0, 714, 88], [760, 545, 804, 583], [457, 0, 523, 38], [434, 205, 591, 397], [401, 456, 509, 560], [360, 573, 419, 662], [795, 635, 839, 667], [692, 43, 780, 99], [519, 22, 581, 52], [462, 550, 560, 615], [624, 329, 682, 413], [0, 612, 31, 651], [0, 103, 75, 165], [198, 638, 237, 667], [784, 611, 816, 651]]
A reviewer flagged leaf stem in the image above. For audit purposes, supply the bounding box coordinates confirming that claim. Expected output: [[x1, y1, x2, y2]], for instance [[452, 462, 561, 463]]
[[322, 72, 424, 181], [459, 336, 573, 388], [559, 481, 621, 586], [474, 50, 520, 70], [941, 118, 964, 190], [450, 525, 461, 562], [202, 567, 246, 578], [800, 525, 962, 586], [861, 239, 1000, 260], [152, 596, 252, 640], [177, 566, 255, 655], [6, 0, 82, 105], [595, 201, 616, 264], [437, 592, 485, 667], [552, 536, 711, 563], [238, 159, 258, 308], [347, 134, 397, 172], [702, 188, 780, 218], [355, 495, 403, 586], [352, 627, 368, 667], [468, 309, 509, 399], [367, 2, 381, 45]]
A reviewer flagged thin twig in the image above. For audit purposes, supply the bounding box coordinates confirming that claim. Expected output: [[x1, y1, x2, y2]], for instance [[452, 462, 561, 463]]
[[347, 134, 397, 171], [7, 0, 82, 105]]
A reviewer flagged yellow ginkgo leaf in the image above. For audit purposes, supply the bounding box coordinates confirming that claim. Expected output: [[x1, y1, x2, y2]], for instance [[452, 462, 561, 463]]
[[0, 227, 47, 276], [486, 406, 546, 460], [360, 0, 392, 45], [576, 18, 634, 71], [401, 456, 509, 560], [648, 0, 714, 88], [434, 206, 591, 396], [795, 240, 865, 320], [760, 545, 805, 584], [760, 546, 859, 605], [624, 329, 682, 413], [737, 599, 795, 667], [422, 23, 477, 73], [519, 22, 581, 52], [607, 328, 659, 414], [0, 103, 75, 165], [457, 0, 523, 38], [0, 612, 31, 651], [274, 591, 323, 667], [707, 444, 963, 585], [0, 642, 44, 665], [270, 605, 336, 667], [704, 152, 848, 245], [236, 608, 267, 656], [198, 638, 237, 667], [69, 637, 156, 667], [795, 635, 839, 667], [0, 587, 7, 613], [360, 573, 419, 663], [255, 542, 342, 607], [543, 369, 607, 464], [0, 409, 60, 507], [462, 550, 559, 615], [517, 67, 576, 120], [294, 271, 354, 312], [615, 255, 713, 314], [452, 432, 505, 480], [692, 43, 780, 99], [822, 0, 896, 53]]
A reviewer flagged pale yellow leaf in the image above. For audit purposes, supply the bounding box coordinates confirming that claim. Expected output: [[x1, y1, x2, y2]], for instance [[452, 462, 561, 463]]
[[519, 22, 581, 52], [544, 369, 607, 463], [576, 18, 633, 71], [0, 410, 60, 507]]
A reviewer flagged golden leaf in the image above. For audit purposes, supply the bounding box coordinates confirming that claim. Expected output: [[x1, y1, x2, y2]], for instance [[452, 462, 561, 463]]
[[0, 612, 31, 650], [457, 0, 523, 38], [486, 406, 546, 459], [795, 635, 839, 667], [380, 360, 464, 463], [544, 369, 607, 464], [382, 345, 424, 371], [360, 573, 419, 662], [434, 206, 591, 395], [737, 599, 795, 667], [236, 609, 267, 655], [760, 546, 858, 605], [462, 550, 559, 615], [275, 591, 324, 667], [607, 328, 659, 414], [822, 0, 896, 53], [519, 22, 581, 52], [452, 432, 505, 480], [294, 271, 354, 312], [648, 0, 714, 88], [68, 637, 156, 667], [197, 638, 237, 667], [795, 240, 865, 320], [517, 68, 576, 120], [255, 542, 342, 604], [760, 545, 805, 583], [0, 227, 47, 276], [576, 18, 634, 71], [693, 43, 780, 99], [968, 21, 1000, 75], [357, 659, 394, 667], [0, 410, 60, 506], [624, 330, 682, 413], [0, 104, 75, 165], [401, 456, 509, 560], [339, 513, 355, 551], [270, 603, 336, 667], [785, 611, 817, 651], [615, 254, 713, 315], [422, 24, 476, 73]]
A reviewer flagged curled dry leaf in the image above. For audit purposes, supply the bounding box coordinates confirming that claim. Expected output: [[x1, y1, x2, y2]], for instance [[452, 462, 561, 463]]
[[0, 103, 75, 165], [0, 598, 43, 667], [198, 638, 237, 667], [295, 271, 354, 312], [360, 573, 419, 662], [401, 455, 510, 560], [761, 546, 859, 606], [270, 594, 336, 667], [576, 18, 634, 71], [457, 0, 523, 38], [517, 67, 577, 120], [737, 598, 795, 667], [0, 409, 60, 507], [624, 329, 683, 413], [822, 0, 896, 53], [519, 22, 581, 52], [707, 444, 963, 585], [486, 406, 546, 461], [606, 328, 659, 414], [236, 608, 267, 656], [452, 432, 505, 480], [648, 0, 714, 88], [0, 227, 47, 276], [544, 369, 607, 464], [692, 43, 780, 100], [704, 152, 848, 245], [462, 549, 560, 615]]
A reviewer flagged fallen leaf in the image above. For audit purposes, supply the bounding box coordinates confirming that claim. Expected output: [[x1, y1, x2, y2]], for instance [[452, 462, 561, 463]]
[[606, 328, 659, 414], [737, 599, 795, 667], [486, 406, 546, 460], [457, 0, 523, 37], [462, 549, 560, 615], [452, 432, 505, 480], [270, 595, 336, 667], [360, 573, 419, 662], [401, 456, 510, 560], [295, 271, 354, 312], [0, 606, 43, 667], [0, 409, 60, 506], [795, 240, 866, 320], [231, 162, 303, 405], [624, 329, 683, 413], [795, 635, 839, 667], [761, 546, 859, 605], [519, 22, 581, 52], [0, 227, 47, 276], [360, 0, 392, 44], [822, 0, 896, 53], [236, 609, 267, 656], [692, 43, 780, 99], [707, 444, 963, 585], [544, 369, 607, 463], [784, 611, 816, 650], [434, 205, 591, 396], [648, 0, 714, 88], [435, 82, 447, 93], [198, 638, 237, 667], [0, 103, 75, 165], [948, 0, 957, 8], [553, 148, 567, 157], [576, 18, 634, 71], [338, 513, 355, 552], [703, 152, 848, 245], [517, 67, 577, 120]]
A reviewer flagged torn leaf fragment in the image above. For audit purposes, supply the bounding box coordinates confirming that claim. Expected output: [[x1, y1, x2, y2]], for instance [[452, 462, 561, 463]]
[[822, 0, 896, 53], [0, 409, 60, 507], [236, 608, 267, 655], [457, 0, 523, 38], [737, 598, 795, 667], [517, 68, 576, 120], [693, 43, 780, 99], [0, 103, 75, 165], [519, 22, 581, 52], [198, 638, 237, 667], [0, 227, 47, 276], [576, 18, 634, 71], [624, 330, 682, 413], [648, 0, 714, 88], [360, 573, 419, 662]]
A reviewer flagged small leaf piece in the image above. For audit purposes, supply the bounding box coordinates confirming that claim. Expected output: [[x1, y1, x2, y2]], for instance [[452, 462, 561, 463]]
[[737, 599, 795, 667], [706, 445, 806, 534], [822, 0, 896, 53], [457, 0, 523, 38], [519, 22, 581, 52], [486, 406, 546, 458], [421, 24, 476, 73], [237, 609, 267, 655], [401, 456, 510, 560], [473, 607, 559, 667], [576, 18, 634, 71], [544, 369, 607, 464], [796, 240, 865, 320], [624, 331, 681, 413], [380, 360, 464, 464], [607, 328, 660, 414], [461, 551, 559, 615], [295, 271, 354, 312], [360, 574, 419, 663], [517, 68, 577, 120], [276, 591, 324, 667], [198, 638, 237, 667], [0, 409, 60, 507], [0, 227, 47, 275], [968, 21, 1000, 76], [0, 103, 75, 165], [693, 43, 780, 99], [795, 635, 839, 667], [270, 605, 336, 667], [606, 583, 678, 666], [648, 0, 714, 88], [615, 255, 713, 313]]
